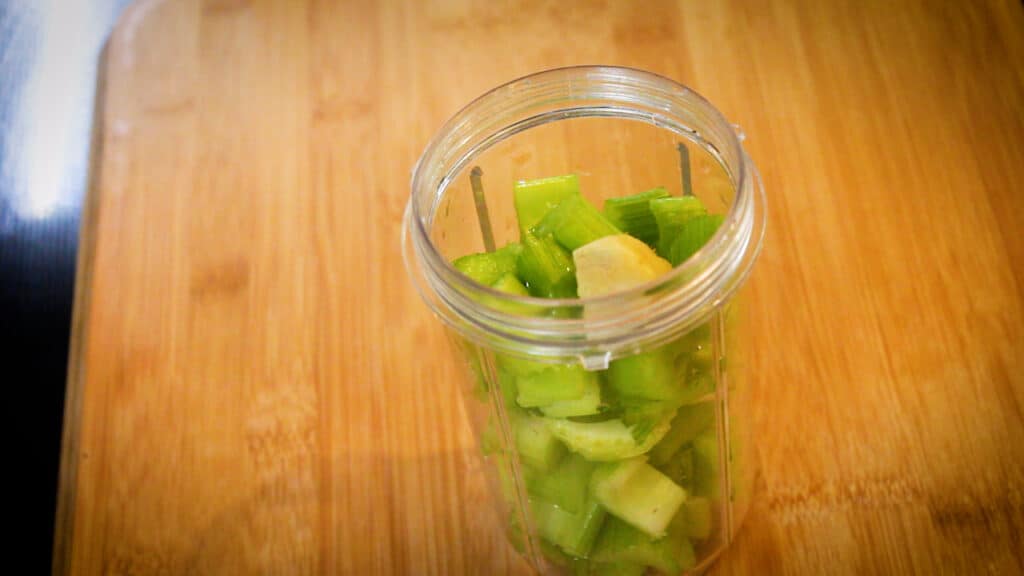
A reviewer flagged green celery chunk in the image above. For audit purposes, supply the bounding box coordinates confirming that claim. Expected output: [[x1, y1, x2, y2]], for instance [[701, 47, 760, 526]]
[[506, 514, 528, 555], [527, 453, 596, 514], [676, 534, 698, 572], [537, 541, 591, 574], [679, 496, 713, 540], [692, 432, 721, 498], [497, 367, 519, 406], [514, 174, 581, 232], [493, 453, 528, 554], [676, 323, 713, 371], [656, 446, 695, 492], [532, 495, 607, 558], [591, 516, 695, 575], [674, 324, 717, 403], [606, 348, 680, 402], [649, 402, 716, 467], [547, 414, 673, 462], [618, 400, 678, 445], [515, 413, 567, 471], [588, 561, 646, 576], [498, 354, 589, 407], [517, 231, 577, 298], [483, 273, 547, 317], [516, 364, 594, 407], [495, 353, 549, 376], [679, 323, 712, 350], [605, 347, 684, 445], [534, 194, 621, 251], [678, 364, 715, 405], [650, 196, 707, 258], [668, 214, 724, 266], [603, 187, 670, 247], [540, 375, 603, 418], [508, 516, 527, 555], [571, 557, 592, 576], [452, 242, 523, 285], [590, 457, 687, 538], [490, 272, 530, 296], [538, 540, 574, 569]]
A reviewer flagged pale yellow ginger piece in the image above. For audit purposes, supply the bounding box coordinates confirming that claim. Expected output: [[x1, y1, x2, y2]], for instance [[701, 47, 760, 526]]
[[573, 234, 672, 298]]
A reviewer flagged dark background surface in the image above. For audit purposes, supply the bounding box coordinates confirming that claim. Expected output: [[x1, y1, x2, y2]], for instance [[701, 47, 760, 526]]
[[0, 0, 132, 569]]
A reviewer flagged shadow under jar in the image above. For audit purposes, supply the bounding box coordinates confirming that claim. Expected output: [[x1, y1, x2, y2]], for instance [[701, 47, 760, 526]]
[[403, 66, 766, 576]]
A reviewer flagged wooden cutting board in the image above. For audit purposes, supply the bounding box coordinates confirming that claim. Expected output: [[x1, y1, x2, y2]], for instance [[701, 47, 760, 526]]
[[55, 0, 1024, 574]]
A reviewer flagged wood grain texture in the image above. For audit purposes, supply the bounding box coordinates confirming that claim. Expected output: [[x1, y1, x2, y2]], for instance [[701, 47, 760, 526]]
[[56, 0, 1024, 574]]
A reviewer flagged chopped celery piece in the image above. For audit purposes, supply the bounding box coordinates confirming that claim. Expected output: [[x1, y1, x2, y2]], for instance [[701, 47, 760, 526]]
[[606, 348, 680, 402], [618, 400, 677, 445], [495, 353, 549, 376], [515, 413, 566, 471], [490, 273, 530, 296], [516, 364, 594, 407], [606, 346, 683, 446], [514, 174, 581, 232], [650, 196, 707, 258], [497, 367, 519, 406], [668, 214, 724, 266], [656, 446, 695, 492], [498, 355, 595, 408], [678, 365, 715, 405], [547, 414, 673, 462], [676, 322, 713, 373], [571, 558, 592, 576], [591, 516, 694, 575], [676, 536, 698, 572], [482, 273, 545, 316], [540, 375, 603, 418], [452, 242, 523, 285], [518, 231, 577, 298], [674, 324, 717, 403], [603, 187, 670, 247], [538, 540, 574, 569], [675, 537, 700, 569], [692, 432, 720, 498], [534, 194, 621, 251], [588, 561, 646, 576], [590, 457, 687, 538], [532, 496, 607, 558], [680, 496, 713, 540], [573, 234, 672, 298], [527, 453, 595, 514], [538, 541, 591, 574], [497, 454, 529, 554], [504, 490, 528, 554], [677, 322, 712, 350], [689, 345, 713, 374], [649, 402, 716, 466]]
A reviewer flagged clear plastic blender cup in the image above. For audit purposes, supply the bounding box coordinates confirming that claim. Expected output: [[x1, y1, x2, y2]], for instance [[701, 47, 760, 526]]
[[402, 66, 766, 575]]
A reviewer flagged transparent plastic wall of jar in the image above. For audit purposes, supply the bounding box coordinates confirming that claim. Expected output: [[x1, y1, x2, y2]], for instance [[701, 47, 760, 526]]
[[402, 66, 766, 575]]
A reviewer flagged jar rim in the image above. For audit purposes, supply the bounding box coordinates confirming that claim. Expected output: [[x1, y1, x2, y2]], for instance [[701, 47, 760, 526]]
[[402, 65, 766, 360]]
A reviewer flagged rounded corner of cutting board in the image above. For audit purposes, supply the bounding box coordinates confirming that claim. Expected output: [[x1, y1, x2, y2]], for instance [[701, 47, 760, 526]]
[[107, 0, 189, 53]]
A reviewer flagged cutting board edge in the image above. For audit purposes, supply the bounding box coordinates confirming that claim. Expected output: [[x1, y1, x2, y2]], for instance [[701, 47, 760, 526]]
[[50, 0, 168, 572]]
